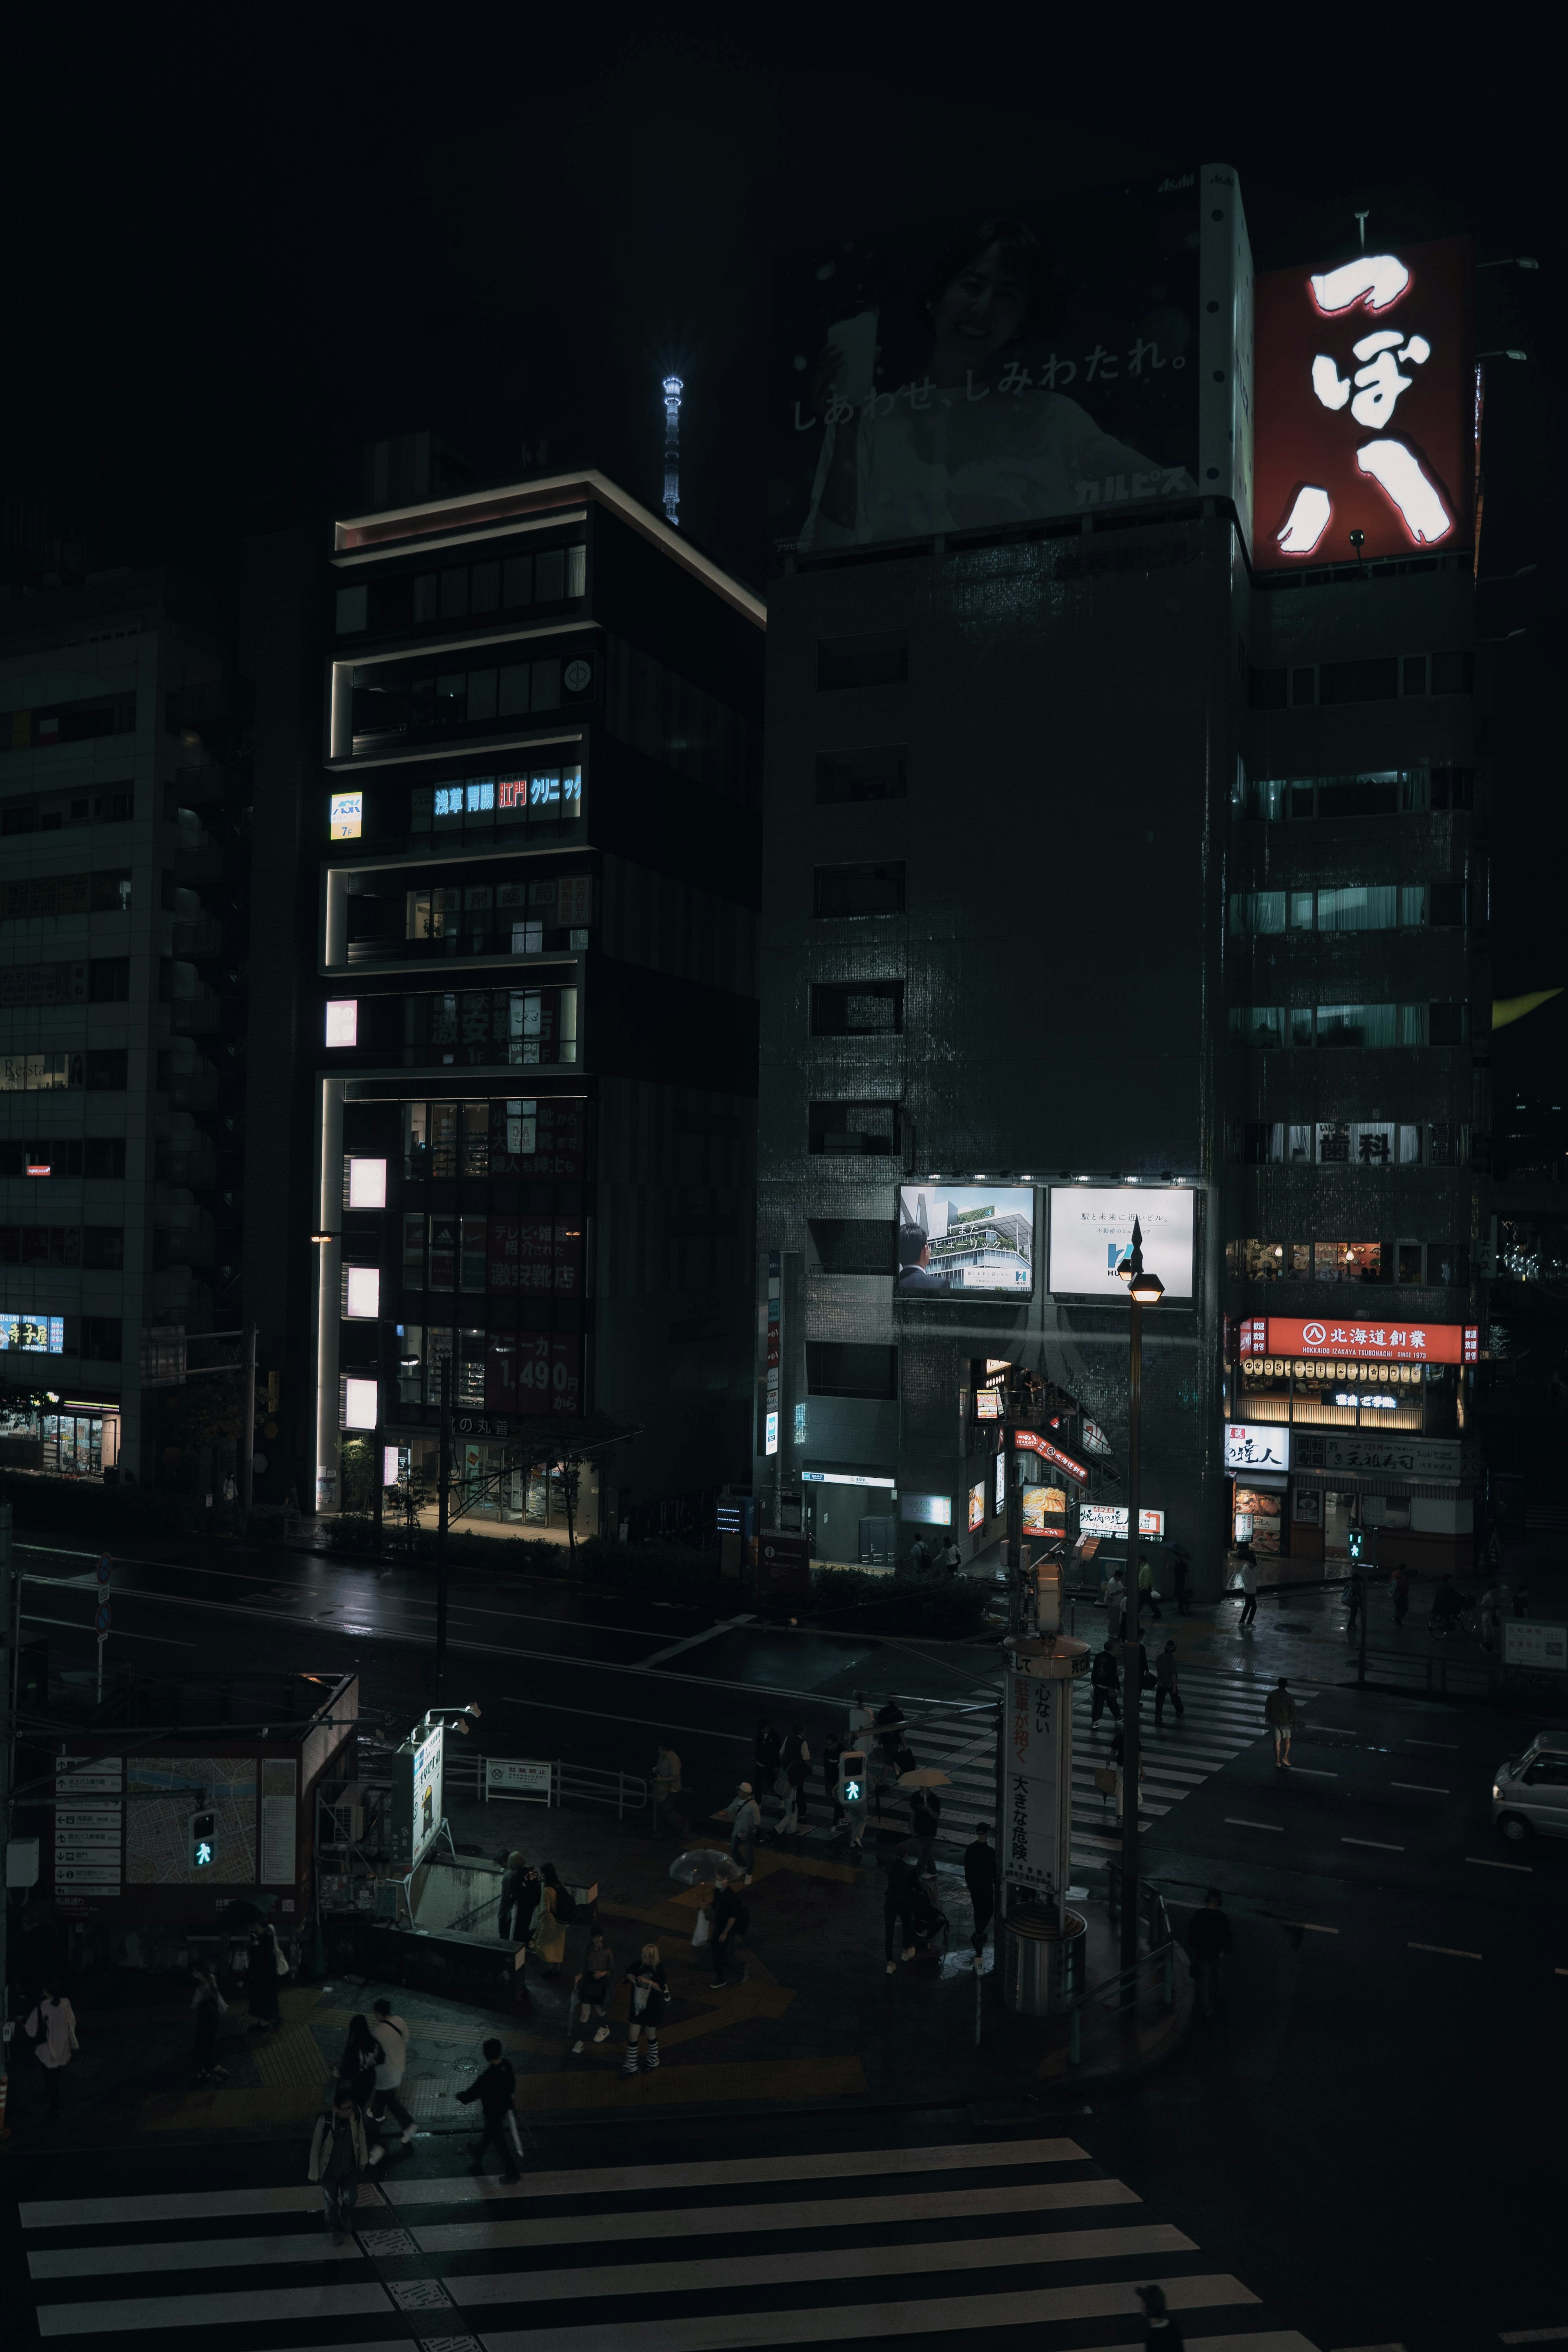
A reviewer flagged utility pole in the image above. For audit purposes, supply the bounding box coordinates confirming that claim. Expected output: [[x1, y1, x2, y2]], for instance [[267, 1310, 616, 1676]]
[[240, 1322, 258, 1524], [435, 1357, 452, 1696], [1120, 1288, 1145, 1980]]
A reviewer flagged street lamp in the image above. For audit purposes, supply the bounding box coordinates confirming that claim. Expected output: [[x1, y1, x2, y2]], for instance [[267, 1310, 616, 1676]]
[[1116, 1216, 1163, 1979]]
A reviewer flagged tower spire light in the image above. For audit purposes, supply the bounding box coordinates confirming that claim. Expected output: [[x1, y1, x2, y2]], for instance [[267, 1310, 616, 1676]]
[[662, 375, 683, 527]]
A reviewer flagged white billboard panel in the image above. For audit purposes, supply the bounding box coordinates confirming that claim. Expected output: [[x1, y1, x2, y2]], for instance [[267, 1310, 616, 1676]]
[[1047, 1186, 1195, 1301]]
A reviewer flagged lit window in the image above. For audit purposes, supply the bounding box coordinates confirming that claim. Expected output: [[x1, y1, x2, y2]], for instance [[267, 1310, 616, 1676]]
[[325, 1000, 358, 1047], [346, 1157, 387, 1208], [345, 1266, 381, 1319], [329, 790, 363, 840], [343, 1376, 379, 1429]]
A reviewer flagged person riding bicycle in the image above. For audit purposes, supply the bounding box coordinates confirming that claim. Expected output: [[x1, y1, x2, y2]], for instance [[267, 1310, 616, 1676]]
[[1430, 1575, 1467, 1629]]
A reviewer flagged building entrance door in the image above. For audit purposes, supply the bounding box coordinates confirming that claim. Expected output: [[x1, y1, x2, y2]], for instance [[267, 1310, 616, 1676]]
[[1324, 1489, 1351, 1560]]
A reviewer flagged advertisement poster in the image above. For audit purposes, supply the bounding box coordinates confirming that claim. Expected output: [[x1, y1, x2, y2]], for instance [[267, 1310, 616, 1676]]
[[1023, 1486, 1069, 1536], [411, 1724, 443, 1866], [1079, 1504, 1166, 1539], [773, 169, 1250, 559], [1047, 1186, 1195, 1301], [899, 1185, 1033, 1296], [1254, 238, 1472, 568], [969, 1481, 986, 1533]]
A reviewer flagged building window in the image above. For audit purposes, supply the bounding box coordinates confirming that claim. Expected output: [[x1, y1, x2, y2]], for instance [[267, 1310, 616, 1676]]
[[806, 1341, 898, 1399], [815, 746, 908, 804], [808, 1219, 897, 1274], [810, 982, 904, 1036], [1235, 768, 1472, 823], [1229, 1004, 1463, 1050], [808, 1100, 900, 1155], [325, 1000, 359, 1047], [817, 633, 908, 690], [343, 1266, 381, 1319], [813, 863, 906, 918]]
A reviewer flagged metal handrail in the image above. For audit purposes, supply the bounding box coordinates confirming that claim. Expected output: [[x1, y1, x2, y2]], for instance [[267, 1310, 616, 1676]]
[[1068, 1939, 1176, 2066]]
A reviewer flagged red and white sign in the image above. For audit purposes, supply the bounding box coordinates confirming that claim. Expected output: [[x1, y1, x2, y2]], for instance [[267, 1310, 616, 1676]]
[[1246, 1317, 1478, 1367], [1254, 237, 1472, 568], [1013, 1430, 1089, 1485]]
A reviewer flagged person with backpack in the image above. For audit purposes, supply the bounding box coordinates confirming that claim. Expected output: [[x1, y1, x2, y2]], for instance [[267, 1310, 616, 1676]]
[[454, 2039, 522, 2180], [334, 2013, 384, 2109], [621, 1944, 670, 2074], [25, 1984, 79, 2112], [368, 1999, 416, 2152], [309, 2091, 369, 2242]]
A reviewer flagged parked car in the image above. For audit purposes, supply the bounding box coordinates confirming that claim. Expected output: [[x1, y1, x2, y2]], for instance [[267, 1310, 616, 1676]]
[[1492, 1731, 1568, 1843]]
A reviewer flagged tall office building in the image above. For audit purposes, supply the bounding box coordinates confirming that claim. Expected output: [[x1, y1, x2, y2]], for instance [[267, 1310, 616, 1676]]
[[756, 179, 1485, 1586], [0, 571, 241, 1484], [293, 470, 764, 1532]]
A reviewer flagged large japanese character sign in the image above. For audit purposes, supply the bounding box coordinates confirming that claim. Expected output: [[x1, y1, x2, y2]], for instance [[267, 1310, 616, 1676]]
[[1254, 238, 1472, 569]]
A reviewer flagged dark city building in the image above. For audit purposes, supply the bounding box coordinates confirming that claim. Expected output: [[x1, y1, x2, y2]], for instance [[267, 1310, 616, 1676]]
[[755, 183, 1486, 1586], [0, 570, 246, 1487], [287, 470, 764, 1535]]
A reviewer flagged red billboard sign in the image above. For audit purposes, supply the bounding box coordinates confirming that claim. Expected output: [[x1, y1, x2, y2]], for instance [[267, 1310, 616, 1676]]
[[1013, 1430, 1089, 1485], [1251, 1317, 1477, 1367], [1254, 238, 1472, 568]]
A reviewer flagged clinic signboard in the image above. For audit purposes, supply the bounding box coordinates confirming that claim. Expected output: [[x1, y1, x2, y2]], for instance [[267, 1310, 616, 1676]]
[[1004, 1669, 1064, 1900], [390, 1723, 444, 1871]]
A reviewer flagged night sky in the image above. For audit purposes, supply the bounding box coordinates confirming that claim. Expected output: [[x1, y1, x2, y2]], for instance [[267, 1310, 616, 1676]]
[[0, 29, 1556, 987]]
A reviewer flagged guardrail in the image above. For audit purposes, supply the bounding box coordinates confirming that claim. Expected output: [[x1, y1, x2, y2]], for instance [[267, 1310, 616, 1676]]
[[442, 1751, 648, 1819], [1067, 1941, 1177, 2067]]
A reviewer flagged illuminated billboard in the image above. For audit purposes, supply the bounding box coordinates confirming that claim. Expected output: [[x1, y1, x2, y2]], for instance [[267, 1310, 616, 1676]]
[[1047, 1187, 1195, 1302], [0, 1311, 65, 1353], [772, 166, 1251, 561], [1254, 238, 1472, 568], [898, 1185, 1033, 1297], [1247, 1316, 1478, 1367]]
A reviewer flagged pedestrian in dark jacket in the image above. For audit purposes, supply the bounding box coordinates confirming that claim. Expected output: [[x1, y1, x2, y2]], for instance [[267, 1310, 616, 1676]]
[[780, 1723, 812, 1833], [191, 1965, 227, 2083], [1154, 1641, 1184, 1727], [309, 2093, 368, 2241], [1090, 1640, 1122, 1728], [1136, 2280, 1185, 2345], [621, 1944, 670, 2074], [709, 1884, 751, 1989], [497, 1851, 530, 1942], [873, 1702, 906, 1771], [963, 1823, 996, 1965], [909, 1786, 942, 1872], [884, 1851, 921, 1973], [335, 2013, 384, 2109], [245, 1922, 282, 2031], [570, 1930, 615, 2054], [753, 1719, 781, 1798], [454, 2038, 521, 2180], [1187, 1887, 1233, 2017], [1390, 1564, 1410, 1626], [823, 1729, 845, 1826]]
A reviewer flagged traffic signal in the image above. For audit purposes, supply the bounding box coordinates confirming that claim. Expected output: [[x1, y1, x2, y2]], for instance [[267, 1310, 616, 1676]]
[[837, 1748, 868, 1808], [1348, 1529, 1364, 1563], [189, 1809, 216, 1870]]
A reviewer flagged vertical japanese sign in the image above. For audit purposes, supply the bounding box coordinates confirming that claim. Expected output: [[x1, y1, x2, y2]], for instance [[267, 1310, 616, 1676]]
[[764, 1250, 781, 1456], [1255, 237, 1472, 566], [1005, 1670, 1063, 1901]]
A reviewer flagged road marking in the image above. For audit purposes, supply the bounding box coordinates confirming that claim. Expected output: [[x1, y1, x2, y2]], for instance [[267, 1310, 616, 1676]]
[[1467, 1855, 1532, 1873], [1410, 1942, 1481, 1960], [379, 2138, 1089, 2209], [33, 2282, 392, 2335], [642, 1614, 757, 1667], [1555, 1969, 1568, 1978], [1288, 1766, 1337, 1777], [1225, 1818, 1284, 1832], [1500, 2327, 1568, 2341], [1283, 1922, 1339, 1933], [19, 1614, 198, 1648], [1407, 1738, 1459, 1749], [1343, 1836, 1403, 1851], [1391, 1782, 1450, 1793]]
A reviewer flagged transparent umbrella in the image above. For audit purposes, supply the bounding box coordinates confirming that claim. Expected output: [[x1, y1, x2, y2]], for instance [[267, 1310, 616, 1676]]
[[669, 1849, 745, 1886]]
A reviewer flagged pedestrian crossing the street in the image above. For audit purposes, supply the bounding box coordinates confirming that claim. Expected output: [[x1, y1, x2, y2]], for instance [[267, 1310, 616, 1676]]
[[777, 1668, 1309, 1892], [14, 2129, 1321, 2350]]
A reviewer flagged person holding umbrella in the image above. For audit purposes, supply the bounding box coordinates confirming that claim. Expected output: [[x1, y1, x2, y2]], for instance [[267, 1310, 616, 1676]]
[[900, 1765, 951, 1874]]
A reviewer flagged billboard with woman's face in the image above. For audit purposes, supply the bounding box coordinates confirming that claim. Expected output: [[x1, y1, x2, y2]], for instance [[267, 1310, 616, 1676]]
[[771, 166, 1251, 560]]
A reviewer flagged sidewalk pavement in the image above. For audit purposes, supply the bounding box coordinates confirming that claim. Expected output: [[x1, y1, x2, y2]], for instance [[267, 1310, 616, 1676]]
[[0, 1792, 1189, 2154]]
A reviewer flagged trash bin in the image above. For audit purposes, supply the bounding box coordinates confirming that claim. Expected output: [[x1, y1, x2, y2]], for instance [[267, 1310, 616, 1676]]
[[1000, 1907, 1087, 2016]]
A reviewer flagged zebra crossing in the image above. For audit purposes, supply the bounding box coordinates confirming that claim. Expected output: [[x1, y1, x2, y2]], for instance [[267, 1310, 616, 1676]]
[[778, 1666, 1306, 1890], [15, 2129, 1321, 2350]]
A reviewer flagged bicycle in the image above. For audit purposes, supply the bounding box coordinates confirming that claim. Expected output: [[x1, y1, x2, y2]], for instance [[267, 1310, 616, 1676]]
[[1429, 1604, 1480, 1641]]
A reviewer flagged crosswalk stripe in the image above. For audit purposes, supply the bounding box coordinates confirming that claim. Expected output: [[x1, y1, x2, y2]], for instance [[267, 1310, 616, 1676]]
[[474, 2272, 1265, 2352], [20, 2185, 389, 2231], [29, 2234, 371, 2281], [415, 2176, 1140, 2255], [449, 2219, 1193, 2305], [36, 2281, 391, 2337], [382, 2135, 1085, 2205]]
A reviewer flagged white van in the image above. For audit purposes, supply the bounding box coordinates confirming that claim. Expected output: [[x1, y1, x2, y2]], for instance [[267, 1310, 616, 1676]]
[[1492, 1731, 1568, 1844]]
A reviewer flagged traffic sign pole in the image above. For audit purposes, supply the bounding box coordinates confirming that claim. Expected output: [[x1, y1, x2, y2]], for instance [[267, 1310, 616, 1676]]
[[96, 1556, 111, 1707]]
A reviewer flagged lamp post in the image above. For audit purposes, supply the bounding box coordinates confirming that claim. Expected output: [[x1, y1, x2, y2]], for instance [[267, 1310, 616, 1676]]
[[1116, 1218, 1164, 1981]]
